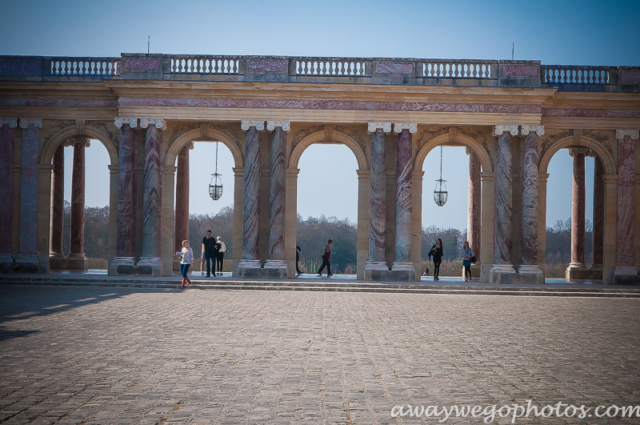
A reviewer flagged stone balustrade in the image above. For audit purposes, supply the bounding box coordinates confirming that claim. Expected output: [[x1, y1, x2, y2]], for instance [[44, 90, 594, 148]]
[[1, 54, 638, 91]]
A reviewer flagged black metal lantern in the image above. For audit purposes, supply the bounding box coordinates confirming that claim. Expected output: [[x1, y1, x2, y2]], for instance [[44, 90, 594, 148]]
[[433, 145, 448, 207], [208, 142, 223, 201]]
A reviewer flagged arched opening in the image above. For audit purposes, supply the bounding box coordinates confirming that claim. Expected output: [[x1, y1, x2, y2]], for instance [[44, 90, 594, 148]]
[[414, 133, 492, 282], [288, 129, 368, 279]]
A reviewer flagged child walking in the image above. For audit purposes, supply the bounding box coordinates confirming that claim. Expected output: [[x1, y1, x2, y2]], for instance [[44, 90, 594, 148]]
[[177, 240, 194, 290]]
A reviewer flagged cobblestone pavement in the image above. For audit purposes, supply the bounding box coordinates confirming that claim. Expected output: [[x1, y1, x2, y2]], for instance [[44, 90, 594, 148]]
[[0, 286, 639, 424]]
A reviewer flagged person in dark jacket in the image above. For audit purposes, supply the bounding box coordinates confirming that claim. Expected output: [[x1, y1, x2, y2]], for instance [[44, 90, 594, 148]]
[[202, 230, 217, 277], [296, 246, 302, 276], [428, 238, 444, 281], [317, 239, 333, 277]]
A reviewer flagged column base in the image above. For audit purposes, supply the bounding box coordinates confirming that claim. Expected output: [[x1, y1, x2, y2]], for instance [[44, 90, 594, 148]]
[[263, 259, 288, 279], [517, 264, 545, 284], [237, 259, 277, 278], [590, 264, 603, 280], [66, 253, 88, 271], [108, 257, 137, 275], [49, 252, 66, 270], [374, 262, 415, 282], [364, 261, 390, 280], [489, 264, 518, 284], [565, 263, 591, 280], [172, 258, 181, 272], [613, 266, 639, 285], [137, 257, 164, 276], [0, 253, 14, 272], [14, 254, 40, 273]]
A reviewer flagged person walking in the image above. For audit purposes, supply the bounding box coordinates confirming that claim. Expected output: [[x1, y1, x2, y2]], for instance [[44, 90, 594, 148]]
[[177, 240, 193, 290], [202, 230, 217, 277], [296, 246, 302, 276], [216, 236, 226, 273], [317, 239, 333, 277], [461, 241, 475, 282], [428, 238, 444, 281]]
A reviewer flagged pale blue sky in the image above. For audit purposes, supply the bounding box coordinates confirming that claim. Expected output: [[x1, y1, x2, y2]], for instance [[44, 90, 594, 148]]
[[3, 0, 638, 230]]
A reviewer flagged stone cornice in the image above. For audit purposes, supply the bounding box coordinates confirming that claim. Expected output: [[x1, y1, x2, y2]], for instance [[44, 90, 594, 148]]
[[266, 121, 290, 132], [367, 122, 392, 133], [139, 118, 167, 130], [241, 120, 265, 131], [492, 125, 518, 136], [393, 123, 417, 134], [616, 129, 639, 140]]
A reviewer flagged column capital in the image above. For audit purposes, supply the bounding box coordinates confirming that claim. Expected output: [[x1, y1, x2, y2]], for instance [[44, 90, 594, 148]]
[[19, 118, 42, 129], [368, 122, 392, 133], [114, 117, 138, 129], [393, 123, 417, 134], [0, 118, 18, 128], [139, 118, 167, 130], [241, 120, 265, 131], [616, 129, 640, 140], [568, 148, 593, 158], [492, 125, 518, 136], [64, 137, 90, 148], [266, 121, 290, 132], [520, 125, 545, 136]]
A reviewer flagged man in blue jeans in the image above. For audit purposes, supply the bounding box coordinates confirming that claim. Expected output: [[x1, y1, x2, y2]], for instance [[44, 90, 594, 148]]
[[202, 230, 217, 277]]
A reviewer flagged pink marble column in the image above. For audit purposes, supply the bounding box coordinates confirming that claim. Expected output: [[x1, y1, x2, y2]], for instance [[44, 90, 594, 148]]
[[592, 156, 604, 267], [50, 144, 64, 256], [17, 118, 41, 266], [240, 121, 263, 264], [266, 121, 288, 265], [115, 119, 138, 259], [174, 144, 190, 253], [616, 131, 638, 270], [367, 123, 390, 267], [392, 123, 416, 268], [140, 119, 164, 262], [70, 139, 88, 257], [0, 119, 17, 263], [492, 129, 514, 266], [467, 148, 481, 260], [569, 149, 586, 267]]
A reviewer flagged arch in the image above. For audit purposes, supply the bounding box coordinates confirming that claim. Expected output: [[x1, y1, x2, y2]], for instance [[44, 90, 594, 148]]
[[40, 125, 118, 166], [414, 133, 493, 172], [539, 136, 616, 175], [288, 130, 368, 170], [165, 128, 243, 168]]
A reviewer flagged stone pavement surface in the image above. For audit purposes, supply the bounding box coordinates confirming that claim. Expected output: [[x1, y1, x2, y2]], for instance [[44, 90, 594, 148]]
[[0, 286, 639, 424]]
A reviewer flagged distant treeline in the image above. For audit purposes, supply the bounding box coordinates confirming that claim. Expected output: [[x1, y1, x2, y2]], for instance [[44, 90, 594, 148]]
[[61, 202, 590, 271]]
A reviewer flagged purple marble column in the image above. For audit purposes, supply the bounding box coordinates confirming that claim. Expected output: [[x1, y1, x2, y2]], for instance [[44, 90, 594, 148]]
[[70, 139, 88, 257], [492, 126, 516, 267], [17, 118, 41, 264], [520, 126, 543, 267], [616, 131, 637, 268], [368, 123, 389, 266], [467, 148, 481, 260], [569, 149, 586, 266], [592, 156, 604, 267], [0, 119, 17, 262], [50, 145, 64, 256], [140, 119, 164, 260], [240, 121, 263, 263], [393, 124, 416, 267], [115, 119, 138, 259], [174, 144, 190, 253], [267, 121, 288, 263]]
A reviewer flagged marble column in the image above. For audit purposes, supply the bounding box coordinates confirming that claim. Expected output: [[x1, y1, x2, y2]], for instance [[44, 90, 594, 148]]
[[592, 156, 604, 273], [67, 138, 89, 270], [489, 125, 518, 283], [16, 118, 41, 270], [391, 123, 416, 279], [265, 121, 289, 276], [365, 122, 390, 276], [174, 143, 191, 254], [565, 148, 592, 280], [467, 148, 481, 261], [138, 118, 165, 274], [0, 118, 17, 266], [614, 129, 639, 283], [110, 118, 138, 274], [50, 145, 65, 261], [238, 120, 264, 272], [519, 126, 544, 283]]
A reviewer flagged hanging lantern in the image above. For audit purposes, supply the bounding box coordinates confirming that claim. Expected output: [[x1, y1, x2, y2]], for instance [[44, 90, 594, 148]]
[[208, 142, 223, 201], [433, 145, 448, 206]]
